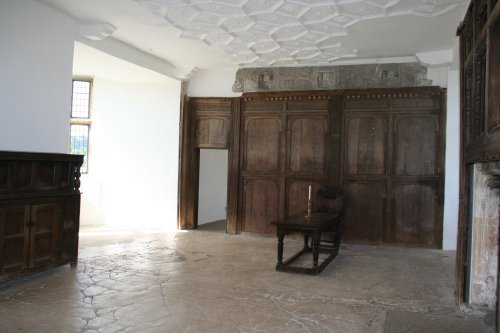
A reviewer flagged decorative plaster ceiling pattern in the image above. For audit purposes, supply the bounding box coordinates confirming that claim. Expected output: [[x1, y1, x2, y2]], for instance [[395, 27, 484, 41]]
[[135, 0, 463, 66]]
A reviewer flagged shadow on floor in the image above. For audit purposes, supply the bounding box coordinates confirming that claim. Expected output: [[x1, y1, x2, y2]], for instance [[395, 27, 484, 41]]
[[197, 219, 226, 232]]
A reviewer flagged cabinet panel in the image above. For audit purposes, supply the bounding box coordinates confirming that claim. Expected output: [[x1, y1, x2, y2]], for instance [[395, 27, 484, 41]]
[[0, 161, 8, 191], [394, 115, 439, 176], [0, 205, 29, 275], [242, 179, 279, 234], [345, 116, 386, 175], [30, 203, 59, 269], [244, 117, 281, 172], [60, 199, 79, 262], [34, 162, 58, 191], [343, 182, 386, 242], [392, 183, 439, 247], [288, 117, 328, 174]]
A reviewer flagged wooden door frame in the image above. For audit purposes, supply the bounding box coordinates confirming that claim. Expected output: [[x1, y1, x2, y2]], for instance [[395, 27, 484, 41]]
[[177, 97, 241, 234]]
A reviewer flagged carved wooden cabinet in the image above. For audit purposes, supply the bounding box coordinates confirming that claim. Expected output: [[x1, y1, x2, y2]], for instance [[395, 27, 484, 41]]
[[0, 151, 83, 282]]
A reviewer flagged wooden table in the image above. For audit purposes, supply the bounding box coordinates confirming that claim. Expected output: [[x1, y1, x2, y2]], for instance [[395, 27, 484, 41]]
[[271, 213, 342, 275]]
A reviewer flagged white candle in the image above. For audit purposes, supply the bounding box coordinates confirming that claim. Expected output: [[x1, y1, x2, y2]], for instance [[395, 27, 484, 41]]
[[308, 185, 311, 200]]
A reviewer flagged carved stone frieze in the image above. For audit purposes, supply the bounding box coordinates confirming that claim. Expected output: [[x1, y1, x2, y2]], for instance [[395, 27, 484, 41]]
[[233, 63, 431, 93]]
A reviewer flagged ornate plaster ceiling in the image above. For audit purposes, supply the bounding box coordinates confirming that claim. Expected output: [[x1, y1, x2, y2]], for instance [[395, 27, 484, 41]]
[[135, 0, 466, 66], [36, 0, 468, 71]]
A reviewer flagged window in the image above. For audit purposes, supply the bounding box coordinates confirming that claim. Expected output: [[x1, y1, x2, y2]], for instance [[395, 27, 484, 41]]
[[70, 79, 92, 173]]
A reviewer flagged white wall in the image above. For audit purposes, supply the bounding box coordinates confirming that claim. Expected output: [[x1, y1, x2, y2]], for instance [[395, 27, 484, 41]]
[[188, 68, 242, 97], [0, 0, 77, 153], [443, 69, 460, 250], [80, 77, 181, 230], [188, 64, 462, 249], [198, 149, 228, 224]]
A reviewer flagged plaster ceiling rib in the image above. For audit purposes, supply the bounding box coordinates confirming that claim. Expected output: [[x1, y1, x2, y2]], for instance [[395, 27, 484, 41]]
[[77, 36, 192, 80], [135, 0, 464, 67]]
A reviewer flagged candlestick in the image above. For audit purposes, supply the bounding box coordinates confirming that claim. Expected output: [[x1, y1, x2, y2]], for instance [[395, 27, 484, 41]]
[[306, 184, 312, 219]]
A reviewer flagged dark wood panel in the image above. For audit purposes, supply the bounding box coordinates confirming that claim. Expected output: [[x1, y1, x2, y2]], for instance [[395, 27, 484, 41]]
[[394, 115, 439, 176], [473, 42, 487, 141], [244, 117, 281, 172], [0, 205, 29, 275], [343, 181, 386, 242], [0, 152, 82, 283], [13, 162, 32, 192], [34, 161, 58, 191], [344, 98, 389, 110], [242, 178, 279, 234], [392, 183, 440, 247], [59, 198, 79, 262], [29, 203, 59, 269], [287, 180, 323, 217], [345, 116, 386, 175], [288, 117, 328, 174], [391, 98, 439, 110], [195, 117, 229, 148], [287, 99, 329, 111], [243, 99, 283, 112], [226, 99, 242, 235], [488, 18, 500, 133], [464, 62, 474, 145], [456, 0, 500, 307], [0, 161, 8, 191]]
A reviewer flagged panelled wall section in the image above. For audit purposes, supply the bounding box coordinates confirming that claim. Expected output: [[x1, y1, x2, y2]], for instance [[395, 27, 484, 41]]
[[180, 87, 445, 248]]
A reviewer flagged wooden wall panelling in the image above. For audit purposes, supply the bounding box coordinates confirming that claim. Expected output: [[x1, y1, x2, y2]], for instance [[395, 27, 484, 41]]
[[391, 182, 440, 246], [193, 98, 231, 149], [331, 96, 342, 188], [487, 14, 500, 134], [238, 93, 339, 234], [178, 96, 199, 230], [456, 0, 500, 308], [343, 181, 386, 242], [240, 97, 284, 234], [242, 177, 280, 234], [243, 115, 282, 172], [287, 115, 329, 175], [341, 88, 444, 247], [342, 110, 388, 243], [226, 99, 241, 234]]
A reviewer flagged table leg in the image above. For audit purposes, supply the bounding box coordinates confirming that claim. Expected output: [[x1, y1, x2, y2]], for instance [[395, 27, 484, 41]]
[[303, 235, 310, 251], [312, 231, 320, 270], [277, 229, 285, 265]]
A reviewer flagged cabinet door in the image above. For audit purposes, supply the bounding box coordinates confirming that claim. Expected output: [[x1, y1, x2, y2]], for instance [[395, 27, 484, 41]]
[[0, 205, 30, 277], [29, 203, 59, 269]]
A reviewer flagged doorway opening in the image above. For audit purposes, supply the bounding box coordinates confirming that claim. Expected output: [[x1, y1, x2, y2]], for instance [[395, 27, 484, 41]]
[[197, 149, 229, 233]]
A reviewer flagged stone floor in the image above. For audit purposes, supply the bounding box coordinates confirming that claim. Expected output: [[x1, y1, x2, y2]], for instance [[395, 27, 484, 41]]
[[0, 222, 494, 333]]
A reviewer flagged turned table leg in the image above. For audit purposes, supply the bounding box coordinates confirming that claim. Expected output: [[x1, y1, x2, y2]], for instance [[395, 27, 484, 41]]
[[303, 235, 310, 251], [312, 231, 320, 270], [277, 229, 285, 266]]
